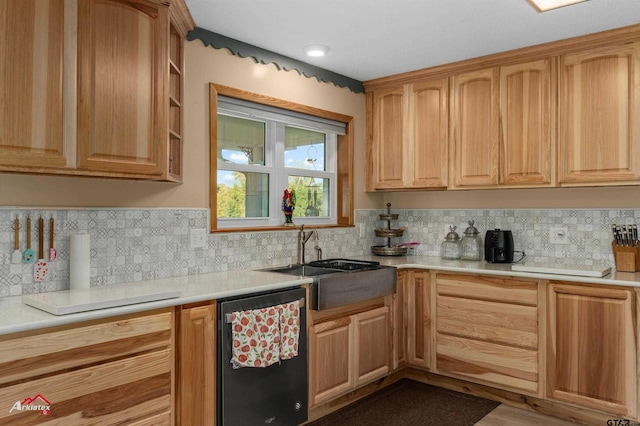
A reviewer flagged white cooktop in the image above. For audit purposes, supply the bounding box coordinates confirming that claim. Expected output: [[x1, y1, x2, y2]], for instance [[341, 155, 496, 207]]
[[511, 263, 612, 278], [23, 286, 181, 316]]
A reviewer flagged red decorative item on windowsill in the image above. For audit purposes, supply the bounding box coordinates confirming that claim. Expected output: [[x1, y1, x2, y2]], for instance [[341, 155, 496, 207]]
[[282, 189, 296, 227]]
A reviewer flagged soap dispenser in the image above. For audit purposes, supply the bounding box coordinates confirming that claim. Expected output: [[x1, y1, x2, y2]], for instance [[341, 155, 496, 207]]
[[440, 226, 461, 260], [460, 220, 483, 261]]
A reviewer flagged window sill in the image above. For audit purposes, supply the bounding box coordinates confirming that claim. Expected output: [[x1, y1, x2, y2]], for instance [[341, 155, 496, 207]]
[[211, 224, 354, 234]]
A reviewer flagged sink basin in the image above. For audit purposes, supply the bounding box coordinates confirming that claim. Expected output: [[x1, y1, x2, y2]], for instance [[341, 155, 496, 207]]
[[262, 264, 342, 277], [261, 261, 397, 311]]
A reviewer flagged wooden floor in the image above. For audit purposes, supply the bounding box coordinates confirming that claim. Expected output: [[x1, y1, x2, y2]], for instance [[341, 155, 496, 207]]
[[476, 404, 579, 425]]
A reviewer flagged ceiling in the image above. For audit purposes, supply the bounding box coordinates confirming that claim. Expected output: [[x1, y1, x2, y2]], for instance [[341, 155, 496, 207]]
[[184, 0, 640, 82]]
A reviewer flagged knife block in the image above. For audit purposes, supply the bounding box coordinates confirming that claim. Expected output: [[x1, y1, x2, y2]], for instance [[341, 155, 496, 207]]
[[611, 242, 640, 272]]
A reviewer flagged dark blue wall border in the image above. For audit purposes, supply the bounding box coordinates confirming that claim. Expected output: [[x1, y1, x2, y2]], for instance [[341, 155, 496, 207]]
[[187, 27, 365, 94]]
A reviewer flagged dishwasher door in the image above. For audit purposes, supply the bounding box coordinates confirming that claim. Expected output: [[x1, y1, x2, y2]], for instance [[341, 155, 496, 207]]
[[217, 287, 308, 426]]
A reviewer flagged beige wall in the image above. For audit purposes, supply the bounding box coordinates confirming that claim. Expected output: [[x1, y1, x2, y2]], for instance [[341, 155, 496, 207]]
[[0, 40, 376, 209], [0, 39, 637, 210]]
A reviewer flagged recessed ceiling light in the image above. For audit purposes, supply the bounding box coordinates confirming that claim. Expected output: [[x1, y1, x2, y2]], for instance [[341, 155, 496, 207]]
[[528, 0, 588, 12], [303, 45, 329, 57]]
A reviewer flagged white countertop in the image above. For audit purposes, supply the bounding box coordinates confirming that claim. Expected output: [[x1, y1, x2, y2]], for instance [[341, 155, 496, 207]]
[[2, 256, 639, 336]]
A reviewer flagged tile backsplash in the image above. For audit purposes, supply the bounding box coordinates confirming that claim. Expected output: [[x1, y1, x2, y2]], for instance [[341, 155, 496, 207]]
[[0, 207, 638, 297]]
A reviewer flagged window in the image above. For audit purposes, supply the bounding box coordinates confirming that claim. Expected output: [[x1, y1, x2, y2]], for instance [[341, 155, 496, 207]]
[[210, 84, 354, 231]]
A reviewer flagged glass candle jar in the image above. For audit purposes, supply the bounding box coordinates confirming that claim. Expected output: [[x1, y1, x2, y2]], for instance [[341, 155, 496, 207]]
[[440, 226, 461, 260], [460, 220, 483, 261]]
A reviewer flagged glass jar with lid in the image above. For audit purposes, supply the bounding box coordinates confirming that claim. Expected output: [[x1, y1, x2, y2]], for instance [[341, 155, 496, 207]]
[[460, 220, 483, 261], [440, 226, 461, 260]]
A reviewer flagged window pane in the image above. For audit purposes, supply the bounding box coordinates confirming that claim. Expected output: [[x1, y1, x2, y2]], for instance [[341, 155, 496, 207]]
[[288, 176, 329, 217], [217, 170, 269, 218], [285, 126, 326, 171], [218, 115, 265, 165]]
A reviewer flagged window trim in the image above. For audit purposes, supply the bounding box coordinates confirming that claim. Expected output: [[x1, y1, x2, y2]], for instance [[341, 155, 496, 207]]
[[209, 83, 354, 232]]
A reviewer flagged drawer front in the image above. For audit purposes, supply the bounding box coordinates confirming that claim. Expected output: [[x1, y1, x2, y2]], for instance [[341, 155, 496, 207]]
[[437, 334, 538, 394], [437, 295, 538, 349], [436, 273, 538, 306], [0, 310, 173, 385], [0, 350, 172, 425]]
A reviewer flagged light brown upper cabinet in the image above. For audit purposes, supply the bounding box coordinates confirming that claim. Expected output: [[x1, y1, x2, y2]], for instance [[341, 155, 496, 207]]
[[0, 0, 66, 170], [558, 42, 640, 185], [77, 0, 168, 178], [367, 86, 404, 189], [0, 0, 194, 180], [449, 68, 500, 188], [450, 60, 553, 189], [499, 59, 553, 186], [366, 78, 448, 190], [365, 24, 640, 191]]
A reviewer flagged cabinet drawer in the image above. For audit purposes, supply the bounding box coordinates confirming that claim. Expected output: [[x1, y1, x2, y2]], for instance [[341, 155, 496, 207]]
[[436, 273, 538, 305], [437, 295, 538, 349], [0, 350, 172, 425], [437, 334, 538, 393], [0, 310, 173, 385]]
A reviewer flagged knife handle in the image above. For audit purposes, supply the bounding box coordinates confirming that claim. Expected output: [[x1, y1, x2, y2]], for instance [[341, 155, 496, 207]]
[[38, 217, 44, 259], [14, 217, 19, 250]]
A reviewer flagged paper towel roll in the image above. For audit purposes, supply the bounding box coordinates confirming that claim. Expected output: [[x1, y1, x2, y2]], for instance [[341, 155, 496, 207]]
[[70, 233, 90, 291]]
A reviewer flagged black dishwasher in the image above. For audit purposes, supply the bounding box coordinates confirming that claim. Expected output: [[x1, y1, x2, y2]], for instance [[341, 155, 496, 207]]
[[217, 287, 308, 426]]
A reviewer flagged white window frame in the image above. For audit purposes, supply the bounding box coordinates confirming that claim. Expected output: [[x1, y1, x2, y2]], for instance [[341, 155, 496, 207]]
[[216, 98, 343, 229]]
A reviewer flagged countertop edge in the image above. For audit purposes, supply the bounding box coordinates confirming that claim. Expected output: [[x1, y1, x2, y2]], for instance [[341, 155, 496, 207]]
[[0, 276, 312, 336], [1, 256, 638, 336]]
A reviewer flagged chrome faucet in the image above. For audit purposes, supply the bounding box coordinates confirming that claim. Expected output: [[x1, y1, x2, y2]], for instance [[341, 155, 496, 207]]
[[313, 231, 322, 261], [297, 225, 321, 264]]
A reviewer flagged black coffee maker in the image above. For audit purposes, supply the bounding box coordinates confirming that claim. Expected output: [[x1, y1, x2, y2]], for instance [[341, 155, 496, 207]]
[[484, 229, 514, 263]]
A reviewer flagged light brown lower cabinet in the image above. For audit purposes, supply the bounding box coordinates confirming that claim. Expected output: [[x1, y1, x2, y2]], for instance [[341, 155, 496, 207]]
[[393, 270, 431, 370], [406, 270, 430, 369], [435, 273, 539, 394], [309, 304, 391, 406], [0, 309, 175, 425], [178, 302, 216, 426], [392, 270, 408, 369], [547, 282, 637, 417]]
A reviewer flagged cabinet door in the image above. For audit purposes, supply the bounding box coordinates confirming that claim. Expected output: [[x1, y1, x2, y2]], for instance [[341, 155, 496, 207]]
[[77, 0, 167, 178], [547, 283, 636, 417], [369, 86, 406, 189], [406, 270, 430, 369], [558, 42, 640, 185], [500, 59, 553, 186], [353, 306, 390, 387], [309, 317, 354, 406], [450, 68, 500, 187], [179, 303, 216, 426], [0, 0, 67, 170], [410, 79, 449, 188], [392, 271, 408, 370]]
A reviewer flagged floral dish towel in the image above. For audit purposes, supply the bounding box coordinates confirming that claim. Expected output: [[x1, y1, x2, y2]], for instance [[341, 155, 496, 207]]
[[230, 300, 301, 368]]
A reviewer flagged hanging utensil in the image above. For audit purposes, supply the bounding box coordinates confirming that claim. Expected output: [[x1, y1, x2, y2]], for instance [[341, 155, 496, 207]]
[[34, 217, 49, 282], [49, 217, 57, 261], [11, 216, 22, 264], [23, 216, 34, 263]]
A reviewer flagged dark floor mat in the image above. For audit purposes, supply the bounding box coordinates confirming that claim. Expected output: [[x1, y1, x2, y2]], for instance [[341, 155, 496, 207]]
[[307, 379, 500, 426]]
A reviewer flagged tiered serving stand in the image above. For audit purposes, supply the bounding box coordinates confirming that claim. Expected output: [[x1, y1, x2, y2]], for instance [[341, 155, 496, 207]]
[[372, 203, 408, 256]]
